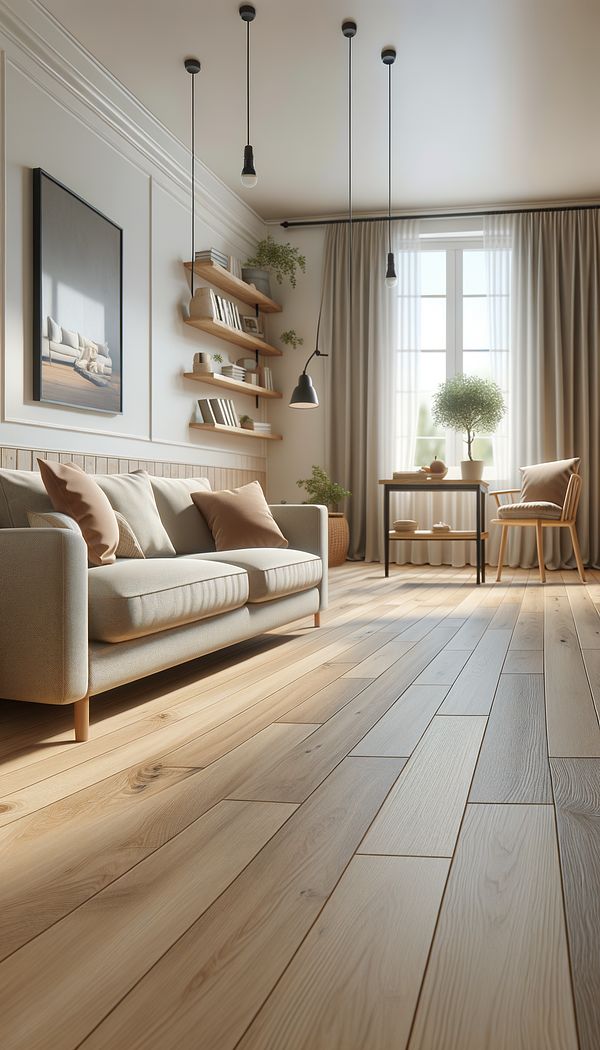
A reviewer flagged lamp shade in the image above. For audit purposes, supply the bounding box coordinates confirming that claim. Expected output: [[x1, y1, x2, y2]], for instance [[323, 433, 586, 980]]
[[289, 372, 319, 408]]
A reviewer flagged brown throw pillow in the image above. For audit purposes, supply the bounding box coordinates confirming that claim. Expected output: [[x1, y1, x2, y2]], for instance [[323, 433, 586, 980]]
[[520, 458, 580, 507], [37, 459, 119, 566], [191, 480, 288, 551]]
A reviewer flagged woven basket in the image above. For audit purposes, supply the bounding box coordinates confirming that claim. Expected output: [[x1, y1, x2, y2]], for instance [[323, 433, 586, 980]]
[[328, 513, 350, 567]]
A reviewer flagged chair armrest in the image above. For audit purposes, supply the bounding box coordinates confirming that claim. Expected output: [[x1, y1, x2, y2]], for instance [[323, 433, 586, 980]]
[[269, 504, 328, 610], [0, 529, 89, 704], [490, 488, 520, 507]]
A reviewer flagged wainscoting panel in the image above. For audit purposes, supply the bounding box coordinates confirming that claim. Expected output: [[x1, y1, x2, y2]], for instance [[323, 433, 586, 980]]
[[0, 445, 266, 493]]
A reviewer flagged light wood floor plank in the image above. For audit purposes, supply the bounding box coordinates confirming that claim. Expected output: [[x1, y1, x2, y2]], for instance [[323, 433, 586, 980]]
[[510, 582, 544, 650], [469, 674, 552, 803], [78, 757, 405, 1050], [0, 800, 295, 1050], [551, 757, 600, 1050], [567, 584, 600, 648], [414, 649, 471, 686], [359, 716, 486, 857], [283, 677, 372, 724], [502, 650, 544, 673], [408, 804, 578, 1050], [351, 684, 448, 757], [444, 605, 498, 651], [237, 856, 449, 1050], [544, 594, 600, 757], [439, 630, 512, 715]]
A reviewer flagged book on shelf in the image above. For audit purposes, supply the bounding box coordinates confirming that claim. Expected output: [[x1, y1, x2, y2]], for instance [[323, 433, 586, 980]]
[[197, 398, 217, 425], [195, 248, 228, 268], [228, 255, 242, 278], [209, 398, 227, 425]]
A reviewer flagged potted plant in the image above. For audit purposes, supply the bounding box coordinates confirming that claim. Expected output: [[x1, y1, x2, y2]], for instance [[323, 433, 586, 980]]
[[297, 465, 351, 566], [211, 352, 224, 375], [431, 374, 506, 481], [239, 414, 254, 430], [243, 236, 306, 298], [280, 329, 304, 350]]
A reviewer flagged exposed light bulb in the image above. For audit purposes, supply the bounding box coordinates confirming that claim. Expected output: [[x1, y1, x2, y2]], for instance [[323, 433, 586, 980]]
[[385, 251, 397, 288], [241, 144, 257, 188]]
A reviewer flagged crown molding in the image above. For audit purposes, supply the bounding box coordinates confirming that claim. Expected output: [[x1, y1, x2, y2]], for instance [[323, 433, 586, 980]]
[[0, 0, 265, 251]]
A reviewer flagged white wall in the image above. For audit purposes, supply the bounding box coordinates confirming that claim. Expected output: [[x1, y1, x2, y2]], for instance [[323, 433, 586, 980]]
[[0, 0, 271, 472], [266, 226, 328, 503]]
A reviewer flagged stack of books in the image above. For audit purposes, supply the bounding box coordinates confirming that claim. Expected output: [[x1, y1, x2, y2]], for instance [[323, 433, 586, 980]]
[[259, 365, 274, 390], [195, 248, 228, 268], [250, 421, 272, 435], [221, 363, 246, 382], [197, 398, 241, 428], [189, 287, 243, 331]]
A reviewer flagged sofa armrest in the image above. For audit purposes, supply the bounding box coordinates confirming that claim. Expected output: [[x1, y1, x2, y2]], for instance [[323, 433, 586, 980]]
[[269, 504, 328, 609], [0, 529, 89, 704]]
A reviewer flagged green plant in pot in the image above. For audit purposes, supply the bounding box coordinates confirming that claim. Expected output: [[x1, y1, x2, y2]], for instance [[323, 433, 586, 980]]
[[297, 465, 351, 567], [431, 374, 506, 481], [243, 236, 306, 299], [280, 329, 304, 350]]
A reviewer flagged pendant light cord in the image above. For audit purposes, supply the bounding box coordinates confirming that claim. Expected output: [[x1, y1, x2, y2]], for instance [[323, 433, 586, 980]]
[[190, 70, 195, 296], [246, 19, 250, 146], [347, 30, 353, 351], [388, 61, 392, 254]]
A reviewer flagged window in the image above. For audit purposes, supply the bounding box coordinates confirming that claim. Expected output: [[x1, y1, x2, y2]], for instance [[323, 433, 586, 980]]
[[395, 236, 509, 473]]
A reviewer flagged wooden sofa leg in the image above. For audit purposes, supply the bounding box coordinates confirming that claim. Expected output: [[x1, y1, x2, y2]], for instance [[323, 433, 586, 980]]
[[74, 696, 90, 742], [314, 613, 321, 628]]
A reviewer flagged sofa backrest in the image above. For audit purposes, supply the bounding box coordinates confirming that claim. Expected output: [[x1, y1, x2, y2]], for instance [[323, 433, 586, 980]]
[[0, 469, 53, 527]]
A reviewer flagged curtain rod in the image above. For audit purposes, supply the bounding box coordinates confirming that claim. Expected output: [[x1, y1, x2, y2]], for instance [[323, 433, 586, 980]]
[[280, 202, 600, 228]]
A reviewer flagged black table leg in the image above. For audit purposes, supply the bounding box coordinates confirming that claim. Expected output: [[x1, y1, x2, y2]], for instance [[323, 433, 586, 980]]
[[475, 488, 481, 585], [384, 486, 390, 577], [480, 488, 486, 583]]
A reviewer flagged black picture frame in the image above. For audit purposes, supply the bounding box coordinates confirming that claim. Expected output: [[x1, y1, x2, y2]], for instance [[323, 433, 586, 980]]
[[32, 168, 123, 414]]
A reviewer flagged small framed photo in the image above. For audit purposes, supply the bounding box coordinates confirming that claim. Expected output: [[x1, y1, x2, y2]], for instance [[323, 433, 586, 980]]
[[241, 315, 263, 337]]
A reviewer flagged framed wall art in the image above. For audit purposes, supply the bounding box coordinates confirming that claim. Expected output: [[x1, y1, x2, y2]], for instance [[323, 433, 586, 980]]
[[32, 168, 123, 414]]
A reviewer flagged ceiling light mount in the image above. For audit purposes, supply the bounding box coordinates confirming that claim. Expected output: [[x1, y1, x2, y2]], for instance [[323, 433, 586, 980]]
[[341, 19, 357, 38], [381, 46, 396, 65], [240, 4, 257, 187], [184, 57, 201, 75]]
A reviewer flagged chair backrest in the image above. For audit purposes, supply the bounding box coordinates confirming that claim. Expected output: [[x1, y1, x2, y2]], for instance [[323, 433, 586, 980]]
[[561, 471, 582, 521]]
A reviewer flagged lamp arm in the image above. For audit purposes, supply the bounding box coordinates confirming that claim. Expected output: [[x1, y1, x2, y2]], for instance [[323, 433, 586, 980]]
[[301, 348, 329, 374]]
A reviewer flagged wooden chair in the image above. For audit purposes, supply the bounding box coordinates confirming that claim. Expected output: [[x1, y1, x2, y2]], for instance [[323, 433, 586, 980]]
[[491, 471, 585, 583]]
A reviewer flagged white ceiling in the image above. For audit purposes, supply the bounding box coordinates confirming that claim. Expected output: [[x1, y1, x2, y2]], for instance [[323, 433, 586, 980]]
[[40, 0, 600, 221]]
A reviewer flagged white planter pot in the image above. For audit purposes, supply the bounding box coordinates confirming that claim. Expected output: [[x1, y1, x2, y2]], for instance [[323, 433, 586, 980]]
[[460, 459, 484, 481]]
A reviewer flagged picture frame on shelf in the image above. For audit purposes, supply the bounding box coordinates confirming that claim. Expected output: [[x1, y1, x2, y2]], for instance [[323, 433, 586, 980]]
[[241, 315, 264, 338]]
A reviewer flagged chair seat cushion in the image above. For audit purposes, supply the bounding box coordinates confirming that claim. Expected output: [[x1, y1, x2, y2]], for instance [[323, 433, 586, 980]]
[[189, 548, 322, 603], [497, 501, 563, 521], [88, 558, 249, 642]]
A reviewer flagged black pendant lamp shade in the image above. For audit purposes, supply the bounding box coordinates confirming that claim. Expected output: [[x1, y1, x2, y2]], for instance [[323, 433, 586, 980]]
[[289, 349, 328, 409], [240, 5, 257, 187], [382, 46, 397, 287], [184, 57, 201, 297]]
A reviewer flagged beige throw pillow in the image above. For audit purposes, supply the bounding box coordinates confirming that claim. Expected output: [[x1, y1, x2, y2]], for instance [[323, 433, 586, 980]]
[[95, 471, 176, 558], [115, 512, 145, 559], [191, 480, 288, 552], [37, 459, 119, 566], [520, 458, 580, 506]]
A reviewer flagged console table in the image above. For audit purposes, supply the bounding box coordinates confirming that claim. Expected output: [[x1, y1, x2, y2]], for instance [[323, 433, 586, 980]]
[[379, 477, 489, 585]]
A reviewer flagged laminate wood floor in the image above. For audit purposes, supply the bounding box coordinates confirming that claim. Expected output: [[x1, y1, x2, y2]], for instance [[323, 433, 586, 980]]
[[1, 563, 599, 1049]]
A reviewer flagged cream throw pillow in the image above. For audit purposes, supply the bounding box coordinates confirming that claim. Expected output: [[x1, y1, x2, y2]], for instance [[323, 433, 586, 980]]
[[191, 480, 288, 551], [95, 472, 176, 558]]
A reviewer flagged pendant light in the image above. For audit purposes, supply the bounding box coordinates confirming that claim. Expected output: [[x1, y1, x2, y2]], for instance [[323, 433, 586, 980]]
[[184, 57, 201, 297], [382, 46, 397, 287], [240, 4, 257, 187]]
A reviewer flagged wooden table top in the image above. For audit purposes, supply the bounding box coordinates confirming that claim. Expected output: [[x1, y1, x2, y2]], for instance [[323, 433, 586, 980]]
[[379, 477, 489, 488]]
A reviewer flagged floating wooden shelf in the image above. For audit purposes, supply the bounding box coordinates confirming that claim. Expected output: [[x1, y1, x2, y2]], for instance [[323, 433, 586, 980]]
[[184, 316, 282, 356], [190, 422, 282, 441], [183, 371, 281, 400], [184, 260, 282, 314], [388, 529, 490, 541]]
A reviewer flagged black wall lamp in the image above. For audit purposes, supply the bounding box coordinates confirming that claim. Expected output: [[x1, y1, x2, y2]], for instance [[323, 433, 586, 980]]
[[289, 348, 329, 408], [184, 56, 201, 296], [240, 4, 257, 187]]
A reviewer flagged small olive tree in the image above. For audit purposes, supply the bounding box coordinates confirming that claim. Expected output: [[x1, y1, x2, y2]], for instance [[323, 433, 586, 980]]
[[297, 466, 351, 510], [431, 374, 506, 461]]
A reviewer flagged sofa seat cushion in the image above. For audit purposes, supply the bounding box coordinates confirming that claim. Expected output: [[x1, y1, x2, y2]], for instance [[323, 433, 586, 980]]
[[497, 501, 563, 521], [88, 558, 249, 642], [191, 548, 322, 603]]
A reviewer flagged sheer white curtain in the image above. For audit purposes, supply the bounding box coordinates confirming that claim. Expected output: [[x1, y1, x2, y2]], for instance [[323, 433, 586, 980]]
[[484, 215, 512, 566]]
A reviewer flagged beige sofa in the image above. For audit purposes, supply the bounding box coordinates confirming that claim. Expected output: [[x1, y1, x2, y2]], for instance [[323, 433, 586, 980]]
[[0, 468, 328, 741]]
